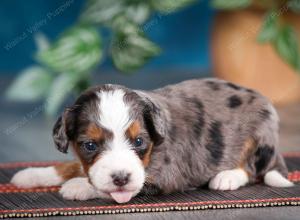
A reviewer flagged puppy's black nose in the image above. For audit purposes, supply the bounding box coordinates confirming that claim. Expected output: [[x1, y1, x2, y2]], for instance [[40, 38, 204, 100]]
[[111, 172, 130, 187]]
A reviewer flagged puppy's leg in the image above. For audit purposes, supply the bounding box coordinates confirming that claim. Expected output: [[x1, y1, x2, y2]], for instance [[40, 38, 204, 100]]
[[11, 162, 83, 188], [209, 144, 293, 190], [209, 138, 253, 191], [254, 105, 293, 187], [209, 168, 249, 190], [59, 177, 100, 200], [264, 154, 294, 188], [209, 102, 294, 191], [139, 182, 162, 196]]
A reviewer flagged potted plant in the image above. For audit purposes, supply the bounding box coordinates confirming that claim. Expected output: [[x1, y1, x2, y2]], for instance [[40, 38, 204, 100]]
[[5, 0, 195, 116], [211, 0, 300, 105]]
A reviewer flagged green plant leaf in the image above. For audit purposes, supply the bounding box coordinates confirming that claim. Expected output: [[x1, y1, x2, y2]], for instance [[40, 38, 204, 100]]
[[80, 0, 151, 25], [211, 0, 251, 10], [36, 26, 102, 74], [110, 15, 141, 34], [257, 11, 279, 43], [80, 0, 125, 25], [124, 2, 151, 24], [150, 0, 196, 13], [288, 0, 300, 13], [34, 32, 50, 52], [45, 73, 81, 116], [273, 25, 300, 71], [6, 66, 52, 101], [111, 28, 161, 73]]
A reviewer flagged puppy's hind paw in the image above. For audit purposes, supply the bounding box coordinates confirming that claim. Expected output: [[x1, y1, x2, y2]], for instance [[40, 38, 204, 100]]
[[209, 169, 249, 191], [59, 177, 98, 201]]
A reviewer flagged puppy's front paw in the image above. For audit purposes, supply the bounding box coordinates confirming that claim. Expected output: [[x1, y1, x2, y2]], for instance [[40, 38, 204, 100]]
[[59, 177, 98, 200], [11, 167, 63, 188], [209, 169, 249, 191], [139, 183, 162, 196]]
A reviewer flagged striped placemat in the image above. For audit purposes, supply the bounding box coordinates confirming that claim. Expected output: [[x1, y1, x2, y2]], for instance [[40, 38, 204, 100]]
[[0, 154, 299, 218]]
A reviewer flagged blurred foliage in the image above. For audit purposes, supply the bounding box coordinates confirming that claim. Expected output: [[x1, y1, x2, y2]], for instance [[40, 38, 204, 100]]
[[110, 16, 161, 72], [36, 26, 102, 74], [6, 0, 196, 116], [6, 66, 52, 101], [212, 0, 300, 72], [7, 0, 300, 116], [211, 0, 251, 9]]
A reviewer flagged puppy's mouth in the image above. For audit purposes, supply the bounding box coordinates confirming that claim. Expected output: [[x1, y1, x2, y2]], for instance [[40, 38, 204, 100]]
[[98, 188, 136, 203], [109, 189, 135, 203]]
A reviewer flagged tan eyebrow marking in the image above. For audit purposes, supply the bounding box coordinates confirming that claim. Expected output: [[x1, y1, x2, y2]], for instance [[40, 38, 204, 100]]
[[126, 121, 141, 139], [86, 123, 103, 141]]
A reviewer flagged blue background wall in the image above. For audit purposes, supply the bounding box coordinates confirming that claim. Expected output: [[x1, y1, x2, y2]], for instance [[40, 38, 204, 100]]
[[0, 0, 215, 75]]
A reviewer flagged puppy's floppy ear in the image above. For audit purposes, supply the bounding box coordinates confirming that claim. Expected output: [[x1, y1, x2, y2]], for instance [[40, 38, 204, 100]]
[[52, 109, 73, 153], [142, 97, 167, 146]]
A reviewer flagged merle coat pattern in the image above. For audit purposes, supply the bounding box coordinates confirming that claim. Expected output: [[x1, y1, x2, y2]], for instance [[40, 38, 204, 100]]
[[133, 79, 286, 193], [11, 78, 291, 202]]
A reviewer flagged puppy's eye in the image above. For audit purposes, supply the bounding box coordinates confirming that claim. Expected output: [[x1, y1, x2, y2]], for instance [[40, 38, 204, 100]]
[[134, 137, 144, 147], [83, 141, 97, 152]]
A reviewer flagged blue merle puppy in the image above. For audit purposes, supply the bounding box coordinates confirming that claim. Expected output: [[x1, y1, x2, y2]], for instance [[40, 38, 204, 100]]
[[11, 78, 293, 203]]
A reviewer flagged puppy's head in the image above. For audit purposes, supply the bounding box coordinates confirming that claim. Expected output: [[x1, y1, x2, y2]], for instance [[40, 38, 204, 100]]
[[52, 85, 165, 203]]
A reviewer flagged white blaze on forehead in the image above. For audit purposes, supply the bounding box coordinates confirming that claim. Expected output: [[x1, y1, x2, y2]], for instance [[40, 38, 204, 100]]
[[90, 89, 145, 203], [97, 89, 132, 133]]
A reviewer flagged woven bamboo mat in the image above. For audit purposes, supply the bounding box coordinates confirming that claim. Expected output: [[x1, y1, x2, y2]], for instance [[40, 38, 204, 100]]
[[0, 153, 300, 218]]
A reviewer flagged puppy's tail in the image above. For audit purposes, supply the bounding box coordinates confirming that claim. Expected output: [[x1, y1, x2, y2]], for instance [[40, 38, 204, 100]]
[[11, 162, 83, 188]]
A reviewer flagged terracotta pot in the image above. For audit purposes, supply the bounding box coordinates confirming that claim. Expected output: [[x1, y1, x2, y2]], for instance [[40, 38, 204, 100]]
[[211, 9, 300, 106]]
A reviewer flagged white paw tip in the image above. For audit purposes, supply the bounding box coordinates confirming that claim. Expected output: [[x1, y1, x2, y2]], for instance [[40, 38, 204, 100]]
[[59, 178, 97, 201], [209, 169, 249, 191], [264, 170, 294, 188]]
